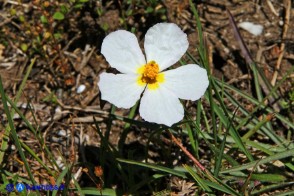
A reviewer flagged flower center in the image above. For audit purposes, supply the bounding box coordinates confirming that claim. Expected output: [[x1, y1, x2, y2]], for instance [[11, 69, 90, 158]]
[[137, 61, 164, 90], [141, 61, 159, 84]]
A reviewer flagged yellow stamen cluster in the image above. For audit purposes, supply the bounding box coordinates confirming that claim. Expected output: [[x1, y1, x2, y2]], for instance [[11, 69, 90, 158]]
[[141, 61, 159, 84], [137, 61, 164, 89]]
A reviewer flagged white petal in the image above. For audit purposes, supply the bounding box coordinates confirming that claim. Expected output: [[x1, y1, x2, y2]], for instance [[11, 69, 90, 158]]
[[98, 73, 145, 108], [139, 87, 184, 126], [101, 30, 146, 74], [162, 64, 209, 101], [144, 23, 188, 71]]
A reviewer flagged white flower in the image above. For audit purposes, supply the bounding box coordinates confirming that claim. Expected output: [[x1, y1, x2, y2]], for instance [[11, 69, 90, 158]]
[[98, 23, 209, 126]]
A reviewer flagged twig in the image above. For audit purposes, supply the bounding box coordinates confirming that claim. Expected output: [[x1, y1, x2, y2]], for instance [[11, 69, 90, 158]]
[[271, 0, 291, 86], [255, 45, 279, 107], [48, 32, 81, 67], [71, 116, 103, 123], [266, 0, 279, 17], [0, 17, 12, 27], [43, 85, 108, 116], [5, 0, 38, 9], [167, 130, 205, 170], [79, 45, 96, 72], [167, 130, 217, 182], [227, 74, 250, 84]]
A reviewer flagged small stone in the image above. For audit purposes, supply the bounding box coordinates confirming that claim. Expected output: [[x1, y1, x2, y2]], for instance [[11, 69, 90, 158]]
[[238, 22, 263, 36], [77, 84, 86, 94], [57, 129, 70, 137]]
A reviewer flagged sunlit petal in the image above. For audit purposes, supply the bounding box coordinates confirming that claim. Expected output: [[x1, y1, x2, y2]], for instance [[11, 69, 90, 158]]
[[101, 30, 146, 74], [98, 73, 145, 108], [139, 87, 184, 126], [144, 23, 188, 71], [162, 64, 209, 101]]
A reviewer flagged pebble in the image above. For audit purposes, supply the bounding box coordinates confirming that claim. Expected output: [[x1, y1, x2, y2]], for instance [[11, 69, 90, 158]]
[[56, 156, 65, 169], [55, 106, 62, 113], [57, 129, 70, 137], [77, 84, 86, 94], [238, 22, 263, 36]]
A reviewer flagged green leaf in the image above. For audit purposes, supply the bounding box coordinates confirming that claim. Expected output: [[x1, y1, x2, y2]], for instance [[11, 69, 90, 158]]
[[40, 15, 48, 23], [126, 9, 133, 16], [19, 15, 25, 23], [53, 12, 65, 20], [74, 3, 84, 9], [10, 8, 17, 16], [60, 5, 68, 14], [145, 7, 154, 13], [20, 43, 28, 52], [54, 33, 62, 40]]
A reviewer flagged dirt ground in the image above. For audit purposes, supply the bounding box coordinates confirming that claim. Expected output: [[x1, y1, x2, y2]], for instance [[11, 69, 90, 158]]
[[0, 0, 293, 194]]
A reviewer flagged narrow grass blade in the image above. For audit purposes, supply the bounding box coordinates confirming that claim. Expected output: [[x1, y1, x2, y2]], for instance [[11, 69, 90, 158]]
[[203, 180, 241, 196], [117, 158, 186, 178], [215, 74, 294, 129], [250, 173, 287, 182], [128, 174, 165, 194], [269, 190, 294, 196], [119, 101, 139, 155], [0, 57, 36, 164], [251, 182, 294, 195], [20, 142, 54, 176], [71, 176, 84, 196], [124, 101, 139, 130], [242, 114, 274, 141], [4, 93, 60, 172], [0, 76, 37, 187], [105, 105, 116, 141], [183, 164, 212, 192], [185, 122, 198, 156], [218, 80, 294, 149], [81, 188, 116, 196], [52, 166, 69, 196], [221, 148, 294, 173], [205, 90, 254, 161], [189, 0, 206, 64], [93, 117, 130, 186], [189, 120, 240, 167], [214, 107, 238, 176]]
